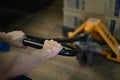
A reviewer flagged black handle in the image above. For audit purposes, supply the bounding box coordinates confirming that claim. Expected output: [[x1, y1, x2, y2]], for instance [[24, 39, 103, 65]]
[[23, 38, 79, 56]]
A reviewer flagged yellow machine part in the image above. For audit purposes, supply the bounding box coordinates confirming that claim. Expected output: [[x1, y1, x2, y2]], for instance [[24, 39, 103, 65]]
[[68, 18, 120, 63]]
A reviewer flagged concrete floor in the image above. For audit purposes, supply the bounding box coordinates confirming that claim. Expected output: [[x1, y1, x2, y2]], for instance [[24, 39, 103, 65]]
[[8, 0, 120, 80]]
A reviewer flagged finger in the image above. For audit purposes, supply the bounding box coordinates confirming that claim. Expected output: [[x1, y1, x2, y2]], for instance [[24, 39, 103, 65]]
[[50, 39, 54, 42], [44, 40, 50, 47]]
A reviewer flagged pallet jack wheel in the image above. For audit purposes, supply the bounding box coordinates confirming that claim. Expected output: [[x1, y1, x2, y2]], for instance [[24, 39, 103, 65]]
[[76, 51, 96, 65]]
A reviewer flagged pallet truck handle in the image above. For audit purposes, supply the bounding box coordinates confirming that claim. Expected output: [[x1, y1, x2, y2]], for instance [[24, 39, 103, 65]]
[[23, 38, 79, 56]]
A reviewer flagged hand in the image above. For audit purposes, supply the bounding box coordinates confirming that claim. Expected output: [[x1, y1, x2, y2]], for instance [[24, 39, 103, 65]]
[[7, 31, 27, 48], [42, 40, 63, 58]]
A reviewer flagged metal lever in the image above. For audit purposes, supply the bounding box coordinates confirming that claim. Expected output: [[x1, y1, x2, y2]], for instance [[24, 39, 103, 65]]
[[23, 38, 79, 56]]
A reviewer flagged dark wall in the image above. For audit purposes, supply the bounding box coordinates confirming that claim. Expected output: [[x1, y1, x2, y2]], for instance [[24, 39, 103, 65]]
[[0, 0, 55, 32], [0, 0, 54, 12]]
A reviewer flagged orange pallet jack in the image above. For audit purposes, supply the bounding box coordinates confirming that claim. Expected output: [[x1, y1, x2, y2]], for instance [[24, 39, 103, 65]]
[[68, 18, 120, 64], [23, 18, 120, 65]]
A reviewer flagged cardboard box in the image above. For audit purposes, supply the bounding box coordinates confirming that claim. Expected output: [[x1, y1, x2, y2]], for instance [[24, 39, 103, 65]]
[[64, 0, 120, 17]]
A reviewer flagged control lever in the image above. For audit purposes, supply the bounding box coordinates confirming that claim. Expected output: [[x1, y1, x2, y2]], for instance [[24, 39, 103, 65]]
[[23, 38, 79, 56]]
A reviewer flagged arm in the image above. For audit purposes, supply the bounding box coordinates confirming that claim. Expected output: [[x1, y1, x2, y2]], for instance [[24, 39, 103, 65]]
[[0, 40, 63, 80], [0, 32, 9, 42]]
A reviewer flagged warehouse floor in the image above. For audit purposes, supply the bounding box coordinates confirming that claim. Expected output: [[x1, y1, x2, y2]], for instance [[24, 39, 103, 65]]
[[6, 0, 120, 80]]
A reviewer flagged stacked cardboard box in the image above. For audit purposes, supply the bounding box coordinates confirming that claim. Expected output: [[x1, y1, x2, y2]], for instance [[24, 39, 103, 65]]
[[63, 0, 120, 39], [64, 0, 120, 16]]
